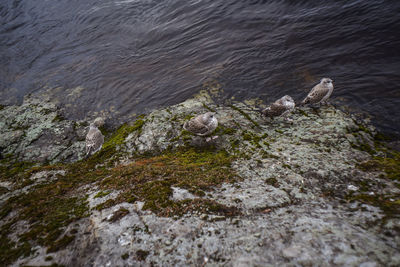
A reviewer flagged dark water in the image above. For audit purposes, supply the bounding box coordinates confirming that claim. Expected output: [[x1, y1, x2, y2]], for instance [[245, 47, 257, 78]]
[[1, 0, 400, 136]]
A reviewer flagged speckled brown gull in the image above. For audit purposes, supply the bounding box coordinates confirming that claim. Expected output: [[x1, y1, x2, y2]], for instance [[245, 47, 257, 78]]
[[183, 112, 218, 141], [301, 78, 334, 105], [85, 118, 104, 157], [262, 95, 295, 119]]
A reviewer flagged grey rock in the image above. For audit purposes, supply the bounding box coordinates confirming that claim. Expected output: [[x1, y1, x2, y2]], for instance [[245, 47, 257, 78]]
[[0, 95, 87, 163], [3, 91, 400, 267]]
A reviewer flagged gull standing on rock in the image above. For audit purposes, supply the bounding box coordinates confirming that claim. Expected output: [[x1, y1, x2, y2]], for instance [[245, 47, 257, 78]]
[[85, 117, 105, 158], [183, 112, 218, 142], [262, 95, 295, 120], [301, 78, 334, 106]]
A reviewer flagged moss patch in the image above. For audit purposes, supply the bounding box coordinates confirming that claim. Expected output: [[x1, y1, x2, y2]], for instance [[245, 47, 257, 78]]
[[358, 156, 400, 184], [94, 191, 110, 199], [47, 235, 75, 253], [297, 109, 309, 117], [351, 140, 400, 219], [215, 125, 235, 136], [102, 117, 145, 152], [0, 112, 241, 265], [108, 207, 129, 222], [202, 103, 216, 112], [0, 117, 147, 265], [229, 105, 260, 128], [346, 193, 400, 220], [241, 131, 267, 149], [99, 147, 240, 216], [0, 159, 35, 184]]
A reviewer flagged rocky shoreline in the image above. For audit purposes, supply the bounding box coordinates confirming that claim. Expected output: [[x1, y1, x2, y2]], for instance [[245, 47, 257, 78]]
[[0, 91, 399, 266]]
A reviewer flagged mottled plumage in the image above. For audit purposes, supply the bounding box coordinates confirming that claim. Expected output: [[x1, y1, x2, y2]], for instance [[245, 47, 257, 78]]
[[183, 112, 218, 136], [262, 95, 295, 118], [85, 118, 104, 157], [301, 78, 334, 105]]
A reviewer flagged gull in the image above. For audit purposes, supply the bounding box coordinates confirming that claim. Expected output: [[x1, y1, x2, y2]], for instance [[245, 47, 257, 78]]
[[262, 95, 295, 120], [301, 78, 334, 106], [183, 112, 218, 142], [85, 117, 104, 157]]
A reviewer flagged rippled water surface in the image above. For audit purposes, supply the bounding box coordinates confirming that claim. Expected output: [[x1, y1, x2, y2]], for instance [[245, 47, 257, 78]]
[[1, 0, 400, 135]]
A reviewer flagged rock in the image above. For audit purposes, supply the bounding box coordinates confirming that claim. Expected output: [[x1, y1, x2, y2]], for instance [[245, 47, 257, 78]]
[[1, 91, 399, 266], [0, 94, 87, 163]]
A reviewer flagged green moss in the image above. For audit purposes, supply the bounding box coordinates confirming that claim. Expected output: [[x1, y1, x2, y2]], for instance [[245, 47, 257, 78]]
[[0, 159, 96, 263], [170, 114, 179, 122], [261, 151, 279, 159], [108, 207, 129, 222], [121, 253, 129, 260], [0, 224, 32, 266], [170, 129, 194, 143], [94, 199, 118, 211], [351, 140, 400, 220], [102, 117, 145, 151], [358, 124, 371, 135], [0, 104, 4, 110], [0, 117, 141, 264], [94, 191, 110, 199], [298, 109, 309, 117], [282, 164, 291, 169], [202, 103, 216, 112], [359, 144, 375, 155], [0, 159, 35, 183], [358, 155, 400, 182], [0, 117, 239, 264], [346, 193, 400, 219], [230, 139, 240, 151], [215, 125, 235, 136], [52, 114, 65, 122], [241, 131, 265, 148], [183, 114, 195, 121], [351, 143, 376, 155], [229, 105, 260, 128], [98, 147, 239, 216], [242, 132, 252, 141], [47, 235, 75, 253]]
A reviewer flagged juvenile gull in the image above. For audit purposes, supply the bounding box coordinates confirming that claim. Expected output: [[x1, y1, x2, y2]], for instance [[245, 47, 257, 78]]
[[262, 95, 295, 120], [301, 78, 334, 106], [183, 112, 218, 142], [85, 117, 104, 157]]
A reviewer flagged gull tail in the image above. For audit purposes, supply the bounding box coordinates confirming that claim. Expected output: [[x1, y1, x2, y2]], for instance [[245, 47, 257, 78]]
[[183, 121, 189, 131], [85, 146, 93, 159], [297, 98, 308, 107]]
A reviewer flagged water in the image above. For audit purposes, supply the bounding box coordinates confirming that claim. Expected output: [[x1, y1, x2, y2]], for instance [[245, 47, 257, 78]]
[[1, 0, 400, 136]]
